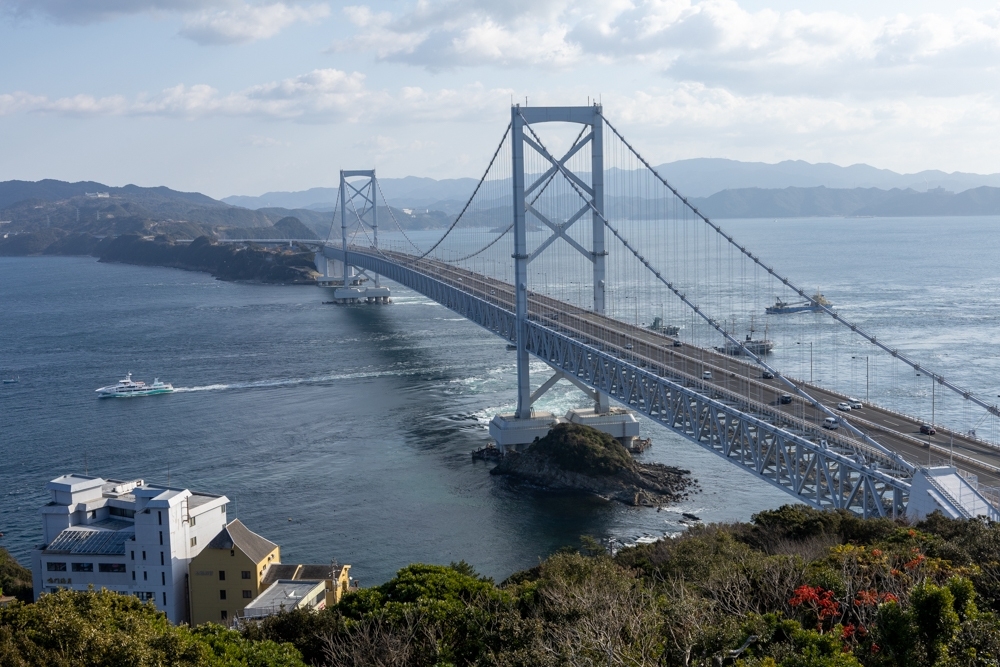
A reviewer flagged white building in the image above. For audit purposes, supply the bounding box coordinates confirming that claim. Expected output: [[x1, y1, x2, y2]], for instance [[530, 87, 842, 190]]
[[31, 474, 229, 624]]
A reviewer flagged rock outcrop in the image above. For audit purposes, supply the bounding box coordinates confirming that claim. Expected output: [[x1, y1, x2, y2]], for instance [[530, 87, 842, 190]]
[[490, 423, 697, 506]]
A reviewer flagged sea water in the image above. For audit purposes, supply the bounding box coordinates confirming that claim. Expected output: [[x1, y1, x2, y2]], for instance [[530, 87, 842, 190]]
[[2, 215, 999, 584]]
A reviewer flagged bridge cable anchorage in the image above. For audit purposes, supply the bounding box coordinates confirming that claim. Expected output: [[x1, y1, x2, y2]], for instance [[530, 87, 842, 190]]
[[446, 124, 588, 265], [596, 112, 996, 433], [374, 177, 424, 254], [414, 123, 512, 261], [517, 110, 905, 467]]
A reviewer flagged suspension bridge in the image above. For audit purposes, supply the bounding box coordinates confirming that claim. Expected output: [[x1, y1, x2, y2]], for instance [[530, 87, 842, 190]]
[[296, 105, 1000, 521]]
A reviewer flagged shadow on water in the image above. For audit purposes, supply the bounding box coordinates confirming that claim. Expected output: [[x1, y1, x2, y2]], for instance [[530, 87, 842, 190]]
[[327, 296, 623, 572]]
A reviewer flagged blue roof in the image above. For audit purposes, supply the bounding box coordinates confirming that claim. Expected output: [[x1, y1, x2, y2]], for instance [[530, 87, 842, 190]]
[[46, 527, 134, 555]]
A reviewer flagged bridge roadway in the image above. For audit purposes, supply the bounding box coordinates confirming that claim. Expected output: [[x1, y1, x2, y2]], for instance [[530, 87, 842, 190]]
[[363, 247, 1000, 490]]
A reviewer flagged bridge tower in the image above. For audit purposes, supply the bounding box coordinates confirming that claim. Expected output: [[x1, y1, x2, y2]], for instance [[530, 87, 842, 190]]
[[490, 105, 639, 450], [325, 170, 391, 304]]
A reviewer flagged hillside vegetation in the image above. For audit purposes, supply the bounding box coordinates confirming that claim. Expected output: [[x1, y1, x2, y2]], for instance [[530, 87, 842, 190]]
[[7, 507, 1000, 666]]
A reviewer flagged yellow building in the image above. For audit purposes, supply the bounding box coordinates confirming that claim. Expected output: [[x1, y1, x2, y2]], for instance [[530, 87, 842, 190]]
[[188, 519, 279, 626]]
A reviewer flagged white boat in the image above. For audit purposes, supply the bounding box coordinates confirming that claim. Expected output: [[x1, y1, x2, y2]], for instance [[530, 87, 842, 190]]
[[96, 372, 174, 398]]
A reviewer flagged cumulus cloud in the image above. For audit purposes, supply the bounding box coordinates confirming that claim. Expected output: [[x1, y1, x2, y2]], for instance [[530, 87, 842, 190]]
[[0, 70, 514, 124], [1, 0, 329, 44], [330, 0, 1000, 96], [180, 3, 329, 45]]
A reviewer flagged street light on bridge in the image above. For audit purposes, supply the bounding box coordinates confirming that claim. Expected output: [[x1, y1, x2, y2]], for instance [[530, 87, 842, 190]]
[[852, 355, 869, 403], [796, 341, 813, 383]]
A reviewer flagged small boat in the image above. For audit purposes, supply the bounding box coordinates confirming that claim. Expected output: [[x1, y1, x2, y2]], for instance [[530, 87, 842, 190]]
[[647, 317, 680, 336], [718, 319, 774, 356], [96, 372, 174, 398], [2, 375, 18, 384], [765, 292, 832, 315]]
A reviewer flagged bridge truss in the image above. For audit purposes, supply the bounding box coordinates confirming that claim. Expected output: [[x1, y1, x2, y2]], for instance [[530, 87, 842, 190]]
[[319, 104, 1000, 520]]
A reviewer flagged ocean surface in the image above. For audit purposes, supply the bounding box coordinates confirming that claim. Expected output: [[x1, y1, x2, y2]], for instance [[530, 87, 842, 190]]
[[3, 215, 1000, 584]]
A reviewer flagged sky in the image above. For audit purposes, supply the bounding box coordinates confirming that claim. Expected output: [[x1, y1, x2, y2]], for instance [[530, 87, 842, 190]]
[[2, 0, 1000, 198]]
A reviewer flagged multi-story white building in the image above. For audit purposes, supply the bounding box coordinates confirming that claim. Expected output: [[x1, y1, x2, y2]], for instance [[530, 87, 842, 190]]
[[31, 474, 229, 624]]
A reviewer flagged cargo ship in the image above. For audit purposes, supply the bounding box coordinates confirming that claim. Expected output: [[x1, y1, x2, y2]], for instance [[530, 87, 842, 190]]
[[765, 292, 832, 315]]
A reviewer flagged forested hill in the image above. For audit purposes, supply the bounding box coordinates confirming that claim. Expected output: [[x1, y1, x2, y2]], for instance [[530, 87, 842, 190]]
[[690, 185, 1000, 218], [5, 506, 1000, 666]]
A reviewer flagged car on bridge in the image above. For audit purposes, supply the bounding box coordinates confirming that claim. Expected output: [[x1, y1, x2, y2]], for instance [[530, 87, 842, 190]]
[[848, 398, 863, 409], [920, 424, 937, 435], [780, 394, 792, 404], [836, 402, 852, 411], [672, 340, 683, 347], [762, 370, 774, 379], [823, 417, 839, 430], [702, 371, 713, 380]]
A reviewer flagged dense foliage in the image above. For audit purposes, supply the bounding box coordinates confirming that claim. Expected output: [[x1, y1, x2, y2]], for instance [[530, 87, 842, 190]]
[[0, 548, 32, 603], [529, 422, 635, 476], [0, 588, 305, 666], [8, 507, 1000, 666]]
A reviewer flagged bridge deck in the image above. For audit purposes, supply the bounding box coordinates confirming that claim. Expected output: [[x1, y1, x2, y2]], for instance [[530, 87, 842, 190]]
[[367, 247, 1000, 490]]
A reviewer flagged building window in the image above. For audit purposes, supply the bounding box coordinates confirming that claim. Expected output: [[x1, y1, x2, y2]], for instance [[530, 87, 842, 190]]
[[242, 590, 252, 599], [90, 511, 97, 519], [162, 592, 166, 606], [190, 537, 197, 547], [190, 515, 197, 527], [132, 572, 136, 580], [109, 507, 135, 519], [143, 571, 148, 581], [130, 551, 135, 560], [142, 551, 146, 560], [159, 531, 163, 545], [221, 610, 228, 620], [160, 552, 165, 566], [72, 563, 93, 572], [219, 570, 226, 581], [219, 590, 227, 600], [158, 511, 162, 526], [46, 562, 67, 572], [161, 572, 166, 586], [230, 550, 235, 557], [99, 563, 126, 573], [241, 571, 250, 580]]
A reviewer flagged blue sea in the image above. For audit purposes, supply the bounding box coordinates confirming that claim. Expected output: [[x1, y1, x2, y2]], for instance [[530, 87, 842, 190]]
[[3, 216, 1000, 584]]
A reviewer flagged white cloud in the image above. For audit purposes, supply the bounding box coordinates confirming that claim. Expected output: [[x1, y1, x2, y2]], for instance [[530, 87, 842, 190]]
[[0, 70, 514, 124], [330, 0, 1000, 96], [180, 3, 329, 45]]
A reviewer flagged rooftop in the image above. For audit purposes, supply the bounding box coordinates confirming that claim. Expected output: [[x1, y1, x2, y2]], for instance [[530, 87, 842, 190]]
[[261, 563, 344, 588], [243, 579, 326, 616], [46, 526, 135, 555], [206, 519, 277, 563]]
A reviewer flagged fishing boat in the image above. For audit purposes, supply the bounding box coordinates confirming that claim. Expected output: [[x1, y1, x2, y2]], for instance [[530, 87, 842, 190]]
[[2, 375, 18, 384], [766, 292, 832, 315], [718, 319, 774, 356], [96, 372, 174, 398]]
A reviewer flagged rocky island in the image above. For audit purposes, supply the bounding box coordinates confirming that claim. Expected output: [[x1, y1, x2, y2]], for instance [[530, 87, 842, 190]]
[[491, 423, 697, 506]]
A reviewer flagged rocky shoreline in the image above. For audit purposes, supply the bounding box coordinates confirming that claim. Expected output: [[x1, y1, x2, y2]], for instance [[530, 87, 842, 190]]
[[490, 423, 698, 506], [0, 231, 319, 285]]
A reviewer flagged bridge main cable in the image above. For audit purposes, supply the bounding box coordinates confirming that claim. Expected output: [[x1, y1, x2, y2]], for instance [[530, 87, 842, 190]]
[[517, 109, 910, 468], [598, 111, 1000, 424]]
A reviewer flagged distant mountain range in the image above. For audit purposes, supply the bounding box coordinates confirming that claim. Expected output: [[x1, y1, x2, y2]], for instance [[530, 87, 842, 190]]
[[689, 186, 1000, 218], [223, 159, 1000, 211]]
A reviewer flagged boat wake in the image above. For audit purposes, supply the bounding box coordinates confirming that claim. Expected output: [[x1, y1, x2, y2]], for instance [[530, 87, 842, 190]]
[[171, 370, 417, 394]]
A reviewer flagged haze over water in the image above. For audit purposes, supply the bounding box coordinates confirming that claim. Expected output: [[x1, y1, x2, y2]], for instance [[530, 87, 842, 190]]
[[3, 215, 1000, 584]]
